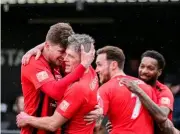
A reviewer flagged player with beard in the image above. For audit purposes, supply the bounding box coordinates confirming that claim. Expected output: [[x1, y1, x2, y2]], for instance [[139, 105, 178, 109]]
[[107, 50, 175, 134], [121, 50, 175, 134], [95, 46, 156, 134]]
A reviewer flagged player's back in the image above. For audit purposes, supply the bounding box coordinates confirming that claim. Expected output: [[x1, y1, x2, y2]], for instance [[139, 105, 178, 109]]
[[101, 75, 154, 134], [62, 67, 99, 134]]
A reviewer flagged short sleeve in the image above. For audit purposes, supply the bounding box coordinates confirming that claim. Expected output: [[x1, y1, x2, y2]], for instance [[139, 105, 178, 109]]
[[56, 84, 84, 119], [157, 88, 174, 111], [22, 60, 55, 89]]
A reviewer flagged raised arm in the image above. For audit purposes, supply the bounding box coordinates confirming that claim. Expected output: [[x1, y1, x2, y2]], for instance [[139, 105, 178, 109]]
[[22, 42, 45, 65]]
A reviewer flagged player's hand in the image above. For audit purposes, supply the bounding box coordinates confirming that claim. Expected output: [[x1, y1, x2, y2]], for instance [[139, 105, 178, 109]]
[[84, 105, 103, 125], [120, 78, 139, 93], [158, 118, 175, 133], [80, 43, 95, 68], [106, 121, 112, 133], [16, 112, 29, 127], [22, 48, 42, 65]]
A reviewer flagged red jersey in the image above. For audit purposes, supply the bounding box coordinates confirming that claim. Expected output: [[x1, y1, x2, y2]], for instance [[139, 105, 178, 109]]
[[56, 67, 99, 134], [154, 81, 174, 120], [99, 75, 155, 134], [21, 56, 57, 134], [153, 81, 174, 134], [21, 56, 86, 134]]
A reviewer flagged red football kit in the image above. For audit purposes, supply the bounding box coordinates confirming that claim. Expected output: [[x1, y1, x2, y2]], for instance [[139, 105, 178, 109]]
[[99, 75, 155, 134], [56, 67, 99, 134], [153, 81, 174, 134], [154, 81, 174, 119], [21, 56, 86, 134]]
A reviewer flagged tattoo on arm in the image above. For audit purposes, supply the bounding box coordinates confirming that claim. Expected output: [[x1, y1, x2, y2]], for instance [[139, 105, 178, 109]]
[[135, 87, 169, 123]]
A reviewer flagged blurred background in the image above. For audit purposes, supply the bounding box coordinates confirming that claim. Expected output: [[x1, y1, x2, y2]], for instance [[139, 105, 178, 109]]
[[1, 0, 180, 133]]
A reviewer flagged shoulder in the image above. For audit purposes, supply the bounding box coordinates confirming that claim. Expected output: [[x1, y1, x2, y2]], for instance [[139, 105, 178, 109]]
[[99, 78, 121, 96], [99, 79, 113, 90], [22, 56, 47, 71], [157, 81, 174, 98], [127, 76, 153, 94], [22, 56, 41, 68], [157, 81, 173, 94]]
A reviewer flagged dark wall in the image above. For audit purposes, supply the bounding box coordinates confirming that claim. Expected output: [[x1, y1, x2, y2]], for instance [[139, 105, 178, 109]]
[[1, 3, 180, 108]]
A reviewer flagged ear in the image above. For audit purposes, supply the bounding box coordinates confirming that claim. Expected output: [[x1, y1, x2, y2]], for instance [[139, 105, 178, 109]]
[[110, 61, 118, 70], [44, 41, 50, 49], [157, 69, 162, 77]]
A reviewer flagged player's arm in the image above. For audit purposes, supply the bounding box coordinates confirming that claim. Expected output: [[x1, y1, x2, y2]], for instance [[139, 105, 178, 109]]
[[17, 111, 67, 132], [158, 118, 180, 134], [24, 63, 86, 101], [40, 64, 86, 100], [17, 84, 84, 131], [121, 79, 168, 123], [22, 42, 45, 65], [41, 45, 95, 100], [136, 88, 169, 122]]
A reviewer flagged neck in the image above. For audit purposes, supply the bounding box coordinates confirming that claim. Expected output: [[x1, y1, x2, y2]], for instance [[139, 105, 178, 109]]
[[111, 69, 126, 79], [42, 50, 49, 62]]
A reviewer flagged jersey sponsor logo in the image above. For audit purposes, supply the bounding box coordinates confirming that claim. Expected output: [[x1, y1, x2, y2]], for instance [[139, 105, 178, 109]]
[[59, 100, 70, 112], [160, 97, 170, 105], [36, 71, 49, 82]]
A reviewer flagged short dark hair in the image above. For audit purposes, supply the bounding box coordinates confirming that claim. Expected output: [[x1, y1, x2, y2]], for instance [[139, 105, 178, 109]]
[[141, 50, 166, 70], [46, 23, 74, 48], [97, 46, 125, 69]]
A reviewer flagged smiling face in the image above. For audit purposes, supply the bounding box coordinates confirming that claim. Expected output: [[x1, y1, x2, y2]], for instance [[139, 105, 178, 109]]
[[95, 53, 111, 84], [138, 57, 162, 85], [64, 46, 81, 73], [45, 42, 66, 67]]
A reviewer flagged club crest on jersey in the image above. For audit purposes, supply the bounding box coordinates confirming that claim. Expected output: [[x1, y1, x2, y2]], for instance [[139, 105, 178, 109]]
[[90, 76, 98, 90], [160, 97, 170, 105], [36, 71, 49, 82], [55, 75, 62, 80], [59, 100, 70, 112]]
